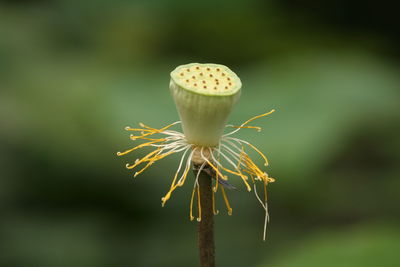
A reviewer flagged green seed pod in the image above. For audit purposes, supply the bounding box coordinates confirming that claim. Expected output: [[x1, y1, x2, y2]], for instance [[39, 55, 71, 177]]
[[170, 63, 241, 147]]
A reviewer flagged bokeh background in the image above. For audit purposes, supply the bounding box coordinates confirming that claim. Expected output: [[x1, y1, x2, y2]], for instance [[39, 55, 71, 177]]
[[1, 0, 400, 266]]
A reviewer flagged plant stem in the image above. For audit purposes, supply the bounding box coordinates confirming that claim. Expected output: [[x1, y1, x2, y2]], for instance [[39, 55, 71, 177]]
[[195, 165, 216, 267]]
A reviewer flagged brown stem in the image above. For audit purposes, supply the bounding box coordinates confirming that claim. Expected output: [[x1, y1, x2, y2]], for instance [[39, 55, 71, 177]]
[[195, 165, 216, 267]]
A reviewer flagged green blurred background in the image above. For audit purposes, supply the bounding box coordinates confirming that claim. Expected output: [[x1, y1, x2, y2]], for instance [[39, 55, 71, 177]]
[[1, 0, 400, 266]]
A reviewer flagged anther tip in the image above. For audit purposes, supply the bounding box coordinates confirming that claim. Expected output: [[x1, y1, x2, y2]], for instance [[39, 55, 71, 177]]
[[124, 126, 131, 130], [197, 218, 201, 222], [228, 210, 233, 216], [116, 152, 121, 156], [134, 172, 139, 177]]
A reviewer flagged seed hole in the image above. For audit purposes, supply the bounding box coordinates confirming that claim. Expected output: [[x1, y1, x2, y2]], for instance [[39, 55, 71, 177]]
[[202, 80, 206, 84], [209, 74, 213, 77], [203, 86, 207, 89], [192, 76, 195, 79], [186, 69, 190, 72], [206, 68, 210, 71], [216, 68, 220, 71], [222, 73, 225, 76], [194, 83, 197, 86]]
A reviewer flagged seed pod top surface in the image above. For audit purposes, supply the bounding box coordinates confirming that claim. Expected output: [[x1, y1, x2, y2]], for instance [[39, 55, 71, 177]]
[[170, 63, 242, 96]]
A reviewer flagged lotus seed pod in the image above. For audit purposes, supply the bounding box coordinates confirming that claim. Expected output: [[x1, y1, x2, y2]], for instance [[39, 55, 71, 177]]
[[170, 63, 241, 146]]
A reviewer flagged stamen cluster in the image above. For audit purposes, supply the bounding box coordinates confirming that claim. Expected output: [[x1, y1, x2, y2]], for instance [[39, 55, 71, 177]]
[[117, 110, 275, 240]]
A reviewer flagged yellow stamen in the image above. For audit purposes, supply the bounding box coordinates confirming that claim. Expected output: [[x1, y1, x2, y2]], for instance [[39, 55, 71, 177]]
[[201, 154, 228, 181], [134, 160, 154, 177], [228, 125, 262, 131], [238, 109, 275, 128], [127, 121, 180, 140], [161, 170, 181, 207], [190, 185, 196, 221], [126, 148, 162, 169], [248, 173, 255, 183], [133, 150, 179, 177], [145, 150, 178, 162], [124, 127, 153, 132], [138, 122, 158, 131], [241, 153, 265, 177], [129, 131, 157, 139], [176, 162, 191, 187], [197, 185, 202, 222], [215, 163, 251, 191], [220, 186, 232, 215], [244, 141, 269, 166], [212, 188, 219, 215], [213, 166, 219, 192], [140, 121, 179, 133], [161, 150, 193, 206], [116, 140, 164, 156], [134, 137, 169, 141], [234, 145, 244, 170]]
